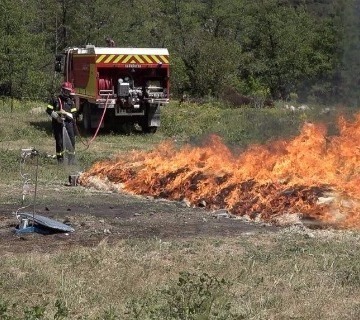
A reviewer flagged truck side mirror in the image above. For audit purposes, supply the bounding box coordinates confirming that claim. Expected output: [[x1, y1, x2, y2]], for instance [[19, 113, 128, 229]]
[[55, 54, 64, 73], [55, 61, 62, 72]]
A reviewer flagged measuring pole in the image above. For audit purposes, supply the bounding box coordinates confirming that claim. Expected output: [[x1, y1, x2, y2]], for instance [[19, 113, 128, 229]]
[[32, 151, 39, 226]]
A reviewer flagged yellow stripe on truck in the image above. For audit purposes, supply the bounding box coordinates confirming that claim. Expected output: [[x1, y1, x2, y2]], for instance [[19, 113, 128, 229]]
[[113, 55, 124, 63], [151, 55, 161, 63], [134, 55, 144, 63], [122, 55, 132, 63], [160, 55, 169, 64], [96, 54, 169, 64], [104, 54, 115, 63], [143, 55, 153, 63], [96, 55, 106, 63]]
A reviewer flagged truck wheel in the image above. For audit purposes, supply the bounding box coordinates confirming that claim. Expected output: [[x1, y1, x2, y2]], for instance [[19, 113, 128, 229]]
[[121, 122, 134, 135], [83, 103, 92, 133], [143, 125, 157, 134], [142, 105, 159, 134]]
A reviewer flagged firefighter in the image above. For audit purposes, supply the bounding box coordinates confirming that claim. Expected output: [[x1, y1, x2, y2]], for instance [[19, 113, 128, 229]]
[[105, 36, 115, 47], [46, 82, 77, 164]]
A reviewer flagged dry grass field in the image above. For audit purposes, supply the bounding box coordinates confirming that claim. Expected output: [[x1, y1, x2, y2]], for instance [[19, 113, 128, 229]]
[[1, 99, 360, 319]]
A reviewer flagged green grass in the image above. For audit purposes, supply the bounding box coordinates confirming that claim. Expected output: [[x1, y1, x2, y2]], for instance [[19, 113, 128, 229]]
[[1, 98, 360, 319], [160, 101, 355, 149]]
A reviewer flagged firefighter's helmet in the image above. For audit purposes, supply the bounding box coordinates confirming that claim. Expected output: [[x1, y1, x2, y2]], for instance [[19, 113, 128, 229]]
[[61, 82, 75, 96]]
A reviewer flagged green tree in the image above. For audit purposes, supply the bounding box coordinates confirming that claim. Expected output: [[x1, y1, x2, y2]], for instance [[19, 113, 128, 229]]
[[0, 0, 355, 104], [298, 1, 345, 104], [160, 0, 242, 97], [0, 0, 52, 103], [240, 0, 323, 100], [71, 0, 119, 47]]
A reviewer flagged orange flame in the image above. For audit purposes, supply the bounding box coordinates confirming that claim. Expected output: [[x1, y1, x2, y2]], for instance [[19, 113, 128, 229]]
[[80, 114, 360, 228]]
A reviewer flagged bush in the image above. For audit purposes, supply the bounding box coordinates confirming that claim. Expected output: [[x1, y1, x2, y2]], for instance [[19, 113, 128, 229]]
[[124, 271, 236, 320]]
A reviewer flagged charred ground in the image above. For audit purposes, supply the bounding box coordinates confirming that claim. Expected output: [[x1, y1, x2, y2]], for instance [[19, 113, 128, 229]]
[[0, 186, 279, 254]]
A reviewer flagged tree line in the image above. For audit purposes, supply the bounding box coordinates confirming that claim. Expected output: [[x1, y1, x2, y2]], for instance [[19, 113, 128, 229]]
[[0, 0, 359, 106]]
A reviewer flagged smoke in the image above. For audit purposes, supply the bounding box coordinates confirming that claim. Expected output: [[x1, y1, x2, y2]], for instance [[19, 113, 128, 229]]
[[62, 126, 74, 154], [341, 0, 360, 107], [62, 125, 81, 175]]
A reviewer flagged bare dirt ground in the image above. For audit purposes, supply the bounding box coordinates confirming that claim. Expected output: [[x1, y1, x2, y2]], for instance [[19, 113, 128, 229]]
[[0, 187, 279, 253]]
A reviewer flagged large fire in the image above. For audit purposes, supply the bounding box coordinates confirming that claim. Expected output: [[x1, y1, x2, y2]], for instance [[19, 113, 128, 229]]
[[80, 114, 360, 229]]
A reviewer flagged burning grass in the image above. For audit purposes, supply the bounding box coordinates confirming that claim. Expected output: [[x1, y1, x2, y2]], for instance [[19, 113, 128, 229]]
[[80, 114, 360, 229]]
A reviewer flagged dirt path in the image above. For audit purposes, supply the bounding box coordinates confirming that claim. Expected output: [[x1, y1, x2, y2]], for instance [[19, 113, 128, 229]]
[[0, 191, 279, 253]]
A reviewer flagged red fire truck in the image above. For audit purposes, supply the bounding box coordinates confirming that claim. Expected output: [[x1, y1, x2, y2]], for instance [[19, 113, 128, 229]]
[[55, 45, 169, 133]]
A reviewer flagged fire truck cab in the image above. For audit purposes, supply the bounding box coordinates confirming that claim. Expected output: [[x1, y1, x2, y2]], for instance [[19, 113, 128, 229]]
[[55, 45, 169, 133]]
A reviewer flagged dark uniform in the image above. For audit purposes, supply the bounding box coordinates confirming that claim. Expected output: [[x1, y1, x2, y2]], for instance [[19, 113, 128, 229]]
[[105, 37, 115, 47], [46, 94, 77, 164]]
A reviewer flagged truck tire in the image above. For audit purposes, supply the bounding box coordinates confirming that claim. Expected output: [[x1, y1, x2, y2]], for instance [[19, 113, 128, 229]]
[[121, 122, 134, 135], [142, 105, 159, 134], [142, 124, 157, 134], [82, 102, 92, 133]]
